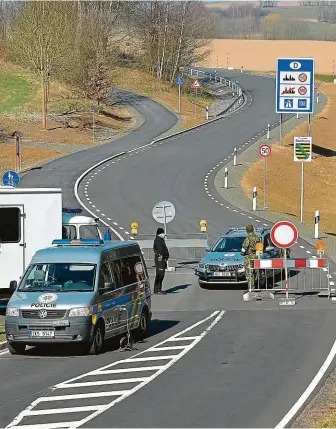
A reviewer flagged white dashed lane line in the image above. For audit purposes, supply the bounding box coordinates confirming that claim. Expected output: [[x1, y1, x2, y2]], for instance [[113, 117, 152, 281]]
[[6, 312, 225, 429]]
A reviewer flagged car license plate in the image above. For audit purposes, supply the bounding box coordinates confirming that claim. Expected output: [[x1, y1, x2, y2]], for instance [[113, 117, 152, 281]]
[[29, 330, 55, 338], [213, 272, 231, 277]]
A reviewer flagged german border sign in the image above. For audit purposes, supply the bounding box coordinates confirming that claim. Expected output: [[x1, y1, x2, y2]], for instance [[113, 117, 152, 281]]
[[276, 58, 314, 114], [271, 221, 298, 249], [294, 136, 312, 162], [259, 144, 271, 158], [191, 79, 201, 89]]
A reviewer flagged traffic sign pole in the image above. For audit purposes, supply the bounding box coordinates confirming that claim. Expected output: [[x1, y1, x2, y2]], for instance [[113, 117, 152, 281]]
[[194, 87, 198, 119], [280, 114, 283, 146], [300, 161, 304, 223], [259, 144, 271, 209], [264, 158, 267, 209], [178, 84, 181, 114]]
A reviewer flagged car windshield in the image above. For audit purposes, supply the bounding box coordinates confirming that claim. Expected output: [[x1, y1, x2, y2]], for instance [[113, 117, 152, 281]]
[[79, 225, 100, 239], [212, 237, 245, 252], [18, 263, 96, 292]]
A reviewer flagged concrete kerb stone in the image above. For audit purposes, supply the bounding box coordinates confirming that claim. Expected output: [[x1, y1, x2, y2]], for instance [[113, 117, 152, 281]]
[[213, 90, 336, 263]]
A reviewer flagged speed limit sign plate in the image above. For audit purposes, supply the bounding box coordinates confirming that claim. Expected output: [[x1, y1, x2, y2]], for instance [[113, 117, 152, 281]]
[[259, 144, 271, 158]]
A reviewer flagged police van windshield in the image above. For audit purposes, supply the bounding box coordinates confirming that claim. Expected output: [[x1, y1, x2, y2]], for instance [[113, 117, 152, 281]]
[[18, 263, 96, 292], [212, 237, 245, 252]]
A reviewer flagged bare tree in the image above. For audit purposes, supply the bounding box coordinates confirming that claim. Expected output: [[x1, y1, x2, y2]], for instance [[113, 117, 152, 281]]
[[87, 59, 110, 109], [9, 1, 75, 129]]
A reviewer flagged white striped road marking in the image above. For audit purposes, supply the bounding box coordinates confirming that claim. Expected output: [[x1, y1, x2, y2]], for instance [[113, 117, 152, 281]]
[[299, 246, 305, 249], [7, 311, 225, 429], [0, 349, 9, 356], [306, 250, 311, 254]]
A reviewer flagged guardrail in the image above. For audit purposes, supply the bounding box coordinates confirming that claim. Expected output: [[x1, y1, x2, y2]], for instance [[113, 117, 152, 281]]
[[179, 67, 245, 116]]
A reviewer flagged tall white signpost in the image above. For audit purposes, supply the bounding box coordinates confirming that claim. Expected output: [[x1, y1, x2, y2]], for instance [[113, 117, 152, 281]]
[[271, 221, 298, 306], [259, 144, 271, 210], [152, 200, 176, 271], [293, 136, 312, 223]]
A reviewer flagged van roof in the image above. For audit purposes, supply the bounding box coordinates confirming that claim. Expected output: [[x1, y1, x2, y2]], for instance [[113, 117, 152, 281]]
[[31, 241, 140, 264]]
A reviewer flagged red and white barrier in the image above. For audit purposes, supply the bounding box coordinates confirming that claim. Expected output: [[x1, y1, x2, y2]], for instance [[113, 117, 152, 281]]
[[253, 258, 326, 269]]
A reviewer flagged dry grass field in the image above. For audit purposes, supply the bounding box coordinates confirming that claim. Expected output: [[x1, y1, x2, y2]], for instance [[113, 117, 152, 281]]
[[201, 39, 336, 74], [242, 83, 336, 235]]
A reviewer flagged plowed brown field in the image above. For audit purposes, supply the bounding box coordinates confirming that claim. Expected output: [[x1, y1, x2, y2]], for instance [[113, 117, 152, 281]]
[[201, 39, 336, 74]]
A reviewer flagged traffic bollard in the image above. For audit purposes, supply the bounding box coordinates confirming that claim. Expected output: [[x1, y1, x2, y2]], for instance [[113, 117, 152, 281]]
[[233, 148, 237, 166], [224, 168, 228, 189], [296, 112, 299, 119], [206, 106, 209, 121], [252, 187, 257, 211], [267, 124, 270, 139], [315, 210, 320, 239]]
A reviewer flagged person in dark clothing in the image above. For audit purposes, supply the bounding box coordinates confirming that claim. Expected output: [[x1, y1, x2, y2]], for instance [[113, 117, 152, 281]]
[[153, 227, 169, 294]]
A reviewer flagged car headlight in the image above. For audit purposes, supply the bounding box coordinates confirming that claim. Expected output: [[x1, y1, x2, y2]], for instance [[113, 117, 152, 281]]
[[6, 307, 19, 317], [199, 264, 205, 269], [237, 266, 245, 273], [69, 307, 90, 317]]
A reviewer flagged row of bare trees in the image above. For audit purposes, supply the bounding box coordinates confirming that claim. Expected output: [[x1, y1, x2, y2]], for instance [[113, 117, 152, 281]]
[[0, 1, 212, 129]]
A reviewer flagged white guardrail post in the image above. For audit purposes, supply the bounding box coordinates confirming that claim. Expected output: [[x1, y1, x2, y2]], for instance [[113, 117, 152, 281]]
[[252, 186, 257, 211], [233, 147, 237, 166], [315, 209, 320, 239], [224, 167, 228, 189]]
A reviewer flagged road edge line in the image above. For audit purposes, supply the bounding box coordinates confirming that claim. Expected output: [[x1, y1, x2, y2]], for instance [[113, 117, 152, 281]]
[[275, 339, 336, 428], [74, 152, 127, 241]]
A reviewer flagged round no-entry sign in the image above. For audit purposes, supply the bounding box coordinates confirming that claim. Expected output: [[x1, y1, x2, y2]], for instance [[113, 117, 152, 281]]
[[259, 144, 271, 158], [271, 221, 298, 249]]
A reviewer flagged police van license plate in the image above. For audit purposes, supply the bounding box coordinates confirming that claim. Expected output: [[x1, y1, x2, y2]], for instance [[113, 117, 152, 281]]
[[213, 272, 231, 277], [29, 330, 55, 338]]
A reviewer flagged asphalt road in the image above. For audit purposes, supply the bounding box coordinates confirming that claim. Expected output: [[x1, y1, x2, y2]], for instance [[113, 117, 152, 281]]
[[3, 70, 336, 429]]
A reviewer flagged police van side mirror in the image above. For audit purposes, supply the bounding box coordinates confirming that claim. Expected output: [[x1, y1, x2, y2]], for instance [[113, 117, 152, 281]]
[[206, 247, 211, 252], [9, 280, 17, 292], [265, 246, 275, 253]]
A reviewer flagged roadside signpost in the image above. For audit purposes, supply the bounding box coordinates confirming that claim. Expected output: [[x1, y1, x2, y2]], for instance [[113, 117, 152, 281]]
[[176, 76, 184, 114], [259, 144, 271, 209], [191, 79, 201, 119], [152, 200, 176, 236], [152, 200, 176, 271], [11, 131, 23, 172], [294, 136, 312, 223], [90, 104, 97, 144], [276, 58, 314, 145], [2, 170, 20, 187], [271, 221, 298, 305]]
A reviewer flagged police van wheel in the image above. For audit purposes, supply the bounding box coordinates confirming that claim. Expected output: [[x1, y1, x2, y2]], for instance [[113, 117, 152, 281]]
[[88, 324, 105, 355], [133, 309, 149, 341], [8, 342, 26, 355], [199, 282, 207, 289]]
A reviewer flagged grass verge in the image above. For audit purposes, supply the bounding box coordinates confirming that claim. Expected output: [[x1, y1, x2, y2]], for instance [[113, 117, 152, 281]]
[[242, 83, 336, 235], [109, 67, 214, 130]]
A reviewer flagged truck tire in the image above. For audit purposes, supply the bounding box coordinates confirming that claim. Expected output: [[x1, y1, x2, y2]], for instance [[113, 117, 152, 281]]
[[133, 308, 149, 341], [8, 342, 26, 355]]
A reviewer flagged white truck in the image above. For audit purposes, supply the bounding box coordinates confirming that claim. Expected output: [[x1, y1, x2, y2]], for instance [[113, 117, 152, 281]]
[[0, 187, 103, 295]]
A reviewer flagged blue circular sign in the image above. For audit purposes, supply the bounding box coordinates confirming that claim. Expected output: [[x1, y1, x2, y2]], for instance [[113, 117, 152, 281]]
[[176, 77, 184, 85], [2, 170, 20, 187]]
